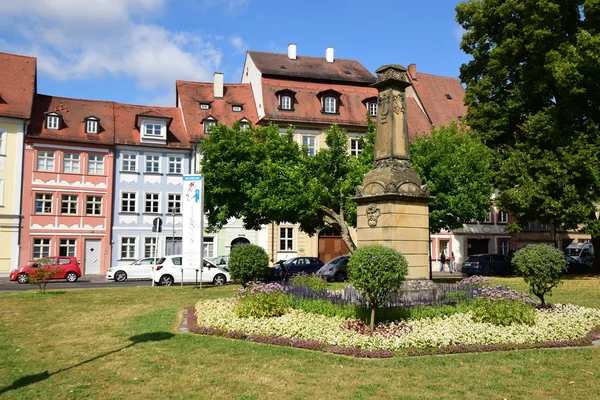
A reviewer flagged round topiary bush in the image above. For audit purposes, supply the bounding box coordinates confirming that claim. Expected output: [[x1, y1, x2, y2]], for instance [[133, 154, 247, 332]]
[[347, 245, 408, 331], [228, 244, 271, 287], [511, 243, 567, 307]]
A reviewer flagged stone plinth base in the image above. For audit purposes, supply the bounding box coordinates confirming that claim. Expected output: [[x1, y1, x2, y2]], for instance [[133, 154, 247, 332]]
[[356, 194, 430, 279]]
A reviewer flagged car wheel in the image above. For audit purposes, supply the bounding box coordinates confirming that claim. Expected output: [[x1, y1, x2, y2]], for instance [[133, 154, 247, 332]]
[[159, 275, 174, 286], [334, 271, 346, 282], [66, 272, 78, 283], [114, 271, 127, 282], [213, 274, 226, 286], [487, 267, 497, 276], [17, 273, 28, 284]]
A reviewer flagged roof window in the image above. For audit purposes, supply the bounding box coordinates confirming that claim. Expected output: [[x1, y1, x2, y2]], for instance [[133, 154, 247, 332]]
[[445, 94, 453, 100], [232, 105, 243, 112], [200, 103, 210, 110]]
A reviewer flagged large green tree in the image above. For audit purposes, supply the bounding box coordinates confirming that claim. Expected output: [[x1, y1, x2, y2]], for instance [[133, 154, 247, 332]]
[[410, 123, 495, 233], [456, 0, 600, 272]]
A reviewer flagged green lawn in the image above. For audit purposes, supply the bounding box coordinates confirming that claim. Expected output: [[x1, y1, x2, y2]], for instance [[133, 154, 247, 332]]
[[1, 277, 599, 399]]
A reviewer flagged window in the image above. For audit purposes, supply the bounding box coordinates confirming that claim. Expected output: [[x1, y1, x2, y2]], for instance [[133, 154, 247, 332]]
[[88, 155, 104, 175], [63, 153, 80, 173], [204, 237, 214, 258], [203, 119, 216, 134], [145, 154, 160, 173], [122, 153, 137, 172], [302, 136, 316, 156], [121, 237, 136, 259], [232, 105, 242, 112], [368, 101, 377, 117], [350, 138, 362, 156], [61, 195, 78, 215], [498, 211, 508, 224], [144, 237, 157, 258], [47, 115, 60, 129], [121, 192, 136, 213], [86, 196, 102, 215], [59, 239, 76, 256], [280, 95, 292, 110], [33, 238, 51, 259], [323, 96, 337, 113], [200, 103, 210, 110], [0, 128, 7, 155], [168, 155, 183, 174], [499, 239, 510, 255], [239, 119, 249, 131], [145, 193, 159, 213], [37, 151, 55, 171], [280, 227, 293, 251], [167, 194, 181, 214], [145, 123, 162, 136], [35, 193, 52, 214], [484, 211, 492, 223], [85, 119, 98, 134], [540, 223, 550, 231]]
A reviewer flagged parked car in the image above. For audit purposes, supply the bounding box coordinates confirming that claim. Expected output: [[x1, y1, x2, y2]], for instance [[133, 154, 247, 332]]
[[153, 256, 230, 286], [316, 255, 350, 282], [210, 255, 230, 268], [273, 257, 324, 280], [461, 254, 513, 276], [564, 243, 594, 264], [10, 256, 82, 284], [106, 257, 164, 282], [565, 255, 592, 274]]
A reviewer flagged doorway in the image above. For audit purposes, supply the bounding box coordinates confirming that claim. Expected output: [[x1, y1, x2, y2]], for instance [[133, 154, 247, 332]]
[[84, 239, 101, 274], [467, 238, 489, 256]]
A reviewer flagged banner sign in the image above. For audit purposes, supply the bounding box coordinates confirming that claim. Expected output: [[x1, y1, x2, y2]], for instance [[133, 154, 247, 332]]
[[182, 175, 204, 271]]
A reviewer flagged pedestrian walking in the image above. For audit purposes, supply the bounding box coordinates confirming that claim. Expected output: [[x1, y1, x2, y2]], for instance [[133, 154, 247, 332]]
[[440, 252, 446, 272], [450, 252, 456, 273]]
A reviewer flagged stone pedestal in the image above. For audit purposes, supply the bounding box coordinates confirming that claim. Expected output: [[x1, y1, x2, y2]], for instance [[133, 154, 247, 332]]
[[355, 64, 432, 279]]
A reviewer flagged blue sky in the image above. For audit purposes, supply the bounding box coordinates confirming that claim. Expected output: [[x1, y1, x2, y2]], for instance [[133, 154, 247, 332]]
[[0, 0, 469, 106]]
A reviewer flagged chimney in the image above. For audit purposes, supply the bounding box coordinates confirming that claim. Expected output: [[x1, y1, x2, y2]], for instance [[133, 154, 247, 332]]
[[408, 63, 417, 80], [213, 72, 224, 99], [288, 43, 297, 60], [325, 47, 334, 63]]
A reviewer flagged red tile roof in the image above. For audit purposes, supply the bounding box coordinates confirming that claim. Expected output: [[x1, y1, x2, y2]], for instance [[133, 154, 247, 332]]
[[409, 70, 467, 128], [0, 52, 36, 119], [113, 103, 189, 148], [28, 94, 115, 145], [247, 51, 376, 85], [176, 80, 258, 142], [406, 97, 434, 140]]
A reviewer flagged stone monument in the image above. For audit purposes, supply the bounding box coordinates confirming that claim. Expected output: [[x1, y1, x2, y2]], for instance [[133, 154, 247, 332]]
[[355, 65, 431, 279]]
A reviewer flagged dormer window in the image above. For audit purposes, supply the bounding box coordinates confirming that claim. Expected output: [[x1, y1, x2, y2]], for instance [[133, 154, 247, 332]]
[[84, 116, 100, 134], [363, 97, 378, 117], [276, 89, 296, 111], [232, 105, 243, 112], [239, 118, 249, 131], [200, 103, 210, 110], [318, 90, 341, 114], [136, 111, 171, 145], [203, 117, 217, 134], [145, 123, 163, 136], [45, 112, 62, 130]]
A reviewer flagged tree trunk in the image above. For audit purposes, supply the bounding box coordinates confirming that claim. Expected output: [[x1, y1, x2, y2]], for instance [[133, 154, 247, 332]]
[[370, 307, 376, 332], [317, 205, 357, 252], [591, 235, 600, 274]]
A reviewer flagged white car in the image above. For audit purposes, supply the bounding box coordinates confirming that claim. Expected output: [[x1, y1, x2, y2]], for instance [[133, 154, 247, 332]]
[[106, 257, 163, 282], [153, 255, 230, 286]]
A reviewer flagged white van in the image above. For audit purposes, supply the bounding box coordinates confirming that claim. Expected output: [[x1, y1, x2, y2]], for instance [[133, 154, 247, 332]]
[[153, 255, 230, 286], [564, 243, 594, 264]]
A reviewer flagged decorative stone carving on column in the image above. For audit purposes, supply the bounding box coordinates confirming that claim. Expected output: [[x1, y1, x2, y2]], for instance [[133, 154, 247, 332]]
[[366, 204, 381, 227]]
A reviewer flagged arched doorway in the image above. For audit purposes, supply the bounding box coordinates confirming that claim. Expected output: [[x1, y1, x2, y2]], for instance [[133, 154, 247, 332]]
[[231, 237, 250, 248], [318, 227, 350, 263]]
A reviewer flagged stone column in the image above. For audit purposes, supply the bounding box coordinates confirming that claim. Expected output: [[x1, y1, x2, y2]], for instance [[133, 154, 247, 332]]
[[355, 65, 432, 279]]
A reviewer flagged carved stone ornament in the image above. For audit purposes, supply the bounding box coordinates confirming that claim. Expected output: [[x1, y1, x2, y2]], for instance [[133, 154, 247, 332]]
[[378, 93, 390, 124], [376, 68, 409, 84], [393, 94, 404, 114], [355, 185, 364, 198], [366, 204, 381, 227], [373, 158, 413, 171]]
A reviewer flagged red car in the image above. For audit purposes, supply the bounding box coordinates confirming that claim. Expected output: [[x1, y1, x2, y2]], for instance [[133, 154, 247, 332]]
[[10, 256, 82, 284]]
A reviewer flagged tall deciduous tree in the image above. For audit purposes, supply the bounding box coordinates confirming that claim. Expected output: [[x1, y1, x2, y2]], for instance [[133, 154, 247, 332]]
[[410, 123, 495, 233], [456, 0, 600, 272]]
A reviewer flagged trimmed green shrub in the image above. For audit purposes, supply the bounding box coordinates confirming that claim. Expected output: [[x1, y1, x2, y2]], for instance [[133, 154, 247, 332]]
[[234, 282, 289, 318], [347, 245, 408, 330], [471, 298, 536, 326], [289, 273, 328, 291], [511, 244, 567, 307], [228, 244, 271, 287]]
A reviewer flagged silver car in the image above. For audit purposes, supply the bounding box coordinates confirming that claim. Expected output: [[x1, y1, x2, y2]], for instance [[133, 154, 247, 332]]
[[316, 255, 350, 282]]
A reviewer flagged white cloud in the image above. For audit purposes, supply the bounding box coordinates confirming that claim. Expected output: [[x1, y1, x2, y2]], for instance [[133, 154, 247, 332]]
[[2, 0, 222, 103], [198, 0, 249, 15], [230, 36, 247, 53]]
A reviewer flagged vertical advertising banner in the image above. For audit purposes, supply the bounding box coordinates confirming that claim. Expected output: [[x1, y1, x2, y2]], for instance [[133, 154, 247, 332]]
[[182, 175, 204, 271]]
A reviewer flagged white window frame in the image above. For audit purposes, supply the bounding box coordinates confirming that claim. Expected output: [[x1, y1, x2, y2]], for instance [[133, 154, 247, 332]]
[[280, 95, 292, 110], [86, 195, 102, 216], [121, 153, 137, 172], [63, 153, 80, 173], [59, 238, 76, 256], [167, 193, 182, 214], [499, 239, 510, 255], [86, 119, 98, 134], [121, 192, 137, 213], [120, 237, 136, 260], [484, 211, 492, 223], [33, 238, 51, 259], [88, 154, 104, 175], [369, 101, 377, 116], [498, 211, 508, 224], [144, 192, 160, 214], [144, 237, 158, 258], [324, 96, 337, 113], [61, 194, 78, 215], [350, 138, 362, 157], [280, 227, 294, 251], [232, 105, 242, 112], [302, 136, 316, 156], [145, 154, 160, 173], [35, 193, 52, 214], [204, 237, 214, 258], [204, 119, 216, 134], [47, 115, 59, 130], [200, 104, 210, 110], [144, 123, 163, 136], [0, 128, 7, 155], [37, 151, 55, 172], [168, 155, 183, 174]]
